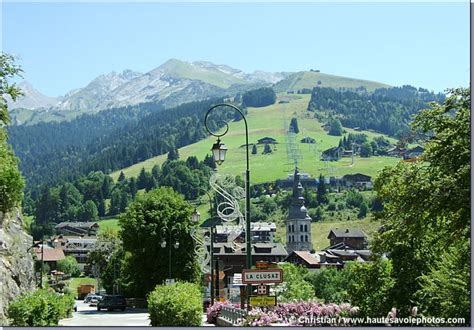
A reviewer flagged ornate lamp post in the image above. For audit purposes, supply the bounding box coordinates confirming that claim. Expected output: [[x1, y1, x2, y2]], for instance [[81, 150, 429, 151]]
[[160, 224, 181, 282], [204, 103, 252, 308]]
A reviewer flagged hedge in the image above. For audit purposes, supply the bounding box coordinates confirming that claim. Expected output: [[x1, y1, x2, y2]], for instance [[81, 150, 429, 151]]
[[147, 281, 202, 326], [7, 289, 74, 326]]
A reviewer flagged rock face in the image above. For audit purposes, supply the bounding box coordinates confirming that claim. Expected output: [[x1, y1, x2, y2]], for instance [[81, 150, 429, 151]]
[[0, 208, 35, 325]]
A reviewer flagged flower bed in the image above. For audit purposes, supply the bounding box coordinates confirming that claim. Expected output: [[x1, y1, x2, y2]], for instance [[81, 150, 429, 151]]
[[236, 301, 359, 327], [205, 300, 240, 324]]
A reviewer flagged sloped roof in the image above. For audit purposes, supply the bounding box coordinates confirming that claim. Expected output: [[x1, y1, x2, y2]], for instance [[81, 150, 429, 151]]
[[34, 247, 65, 261], [328, 228, 366, 239], [287, 251, 320, 265]]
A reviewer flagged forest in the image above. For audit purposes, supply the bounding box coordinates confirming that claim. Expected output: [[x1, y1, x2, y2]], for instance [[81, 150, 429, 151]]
[[307, 85, 445, 137]]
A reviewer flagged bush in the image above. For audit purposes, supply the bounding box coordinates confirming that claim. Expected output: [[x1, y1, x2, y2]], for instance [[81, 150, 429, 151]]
[[147, 281, 202, 326], [57, 256, 81, 277], [7, 289, 74, 326]]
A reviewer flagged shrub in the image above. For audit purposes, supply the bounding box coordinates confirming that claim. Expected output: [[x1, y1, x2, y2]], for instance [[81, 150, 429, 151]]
[[57, 256, 81, 277], [7, 289, 74, 326], [147, 281, 202, 326]]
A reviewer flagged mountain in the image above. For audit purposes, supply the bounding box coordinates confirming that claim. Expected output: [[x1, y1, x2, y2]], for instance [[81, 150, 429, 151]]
[[274, 71, 390, 92], [6, 81, 58, 110], [7, 60, 393, 126]]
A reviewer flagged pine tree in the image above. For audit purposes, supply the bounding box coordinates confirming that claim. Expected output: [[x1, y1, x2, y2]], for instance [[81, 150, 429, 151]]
[[167, 148, 179, 160], [263, 143, 272, 154], [151, 164, 161, 179], [289, 117, 300, 134], [317, 174, 328, 205], [129, 177, 138, 198], [252, 144, 257, 155], [118, 171, 126, 182]]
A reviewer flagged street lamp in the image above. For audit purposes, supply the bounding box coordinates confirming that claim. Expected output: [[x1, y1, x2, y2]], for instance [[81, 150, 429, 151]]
[[160, 224, 181, 282], [204, 103, 252, 309]]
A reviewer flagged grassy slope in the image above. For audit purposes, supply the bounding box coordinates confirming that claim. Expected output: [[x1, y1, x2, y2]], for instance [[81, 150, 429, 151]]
[[275, 217, 381, 251], [111, 94, 399, 183], [160, 59, 247, 89], [97, 218, 120, 234], [274, 71, 390, 93]]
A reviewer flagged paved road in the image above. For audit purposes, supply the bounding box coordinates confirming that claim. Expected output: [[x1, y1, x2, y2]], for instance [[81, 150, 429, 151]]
[[59, 300, 150, 326]]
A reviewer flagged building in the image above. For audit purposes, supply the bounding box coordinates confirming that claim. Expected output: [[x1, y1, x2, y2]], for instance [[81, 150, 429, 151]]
[[61, 237, 97, 269], [285, 168, 313, 253], [300, 136, 316, 144], [214, 222, 277, 243], [285, 247, 371, 270], [342, 173, 372, 189], [403, 146, 424, 160], [34, 245, 65, 271], [257, 137, 277, 144], [320, 147, 342, 161], [327, 228, 367, 250], [212, 242, 288, 276], [55, 222, 99, 236]]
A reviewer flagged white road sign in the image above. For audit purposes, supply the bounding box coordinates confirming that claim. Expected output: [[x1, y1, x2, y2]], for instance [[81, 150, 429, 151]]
[[242, 269, 283, 284]]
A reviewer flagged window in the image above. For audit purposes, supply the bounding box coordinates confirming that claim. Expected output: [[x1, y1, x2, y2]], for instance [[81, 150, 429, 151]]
[[304, 224, 308, 232], [300, 224, 303, 231], [305, 235, 308, 242], [288, 224, 292, 232], [300, 235, 304, 241]]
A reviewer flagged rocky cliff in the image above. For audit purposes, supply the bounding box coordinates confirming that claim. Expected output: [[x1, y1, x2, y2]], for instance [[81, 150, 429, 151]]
[[0, 208, 35, 325]]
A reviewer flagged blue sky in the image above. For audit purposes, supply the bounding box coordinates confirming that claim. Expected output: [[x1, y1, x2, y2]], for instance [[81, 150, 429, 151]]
[[2, 1, 470, 96]]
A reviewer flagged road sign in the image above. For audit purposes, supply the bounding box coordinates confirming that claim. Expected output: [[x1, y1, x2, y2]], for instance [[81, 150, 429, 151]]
[[242, 269, 283, 284], [249, 295, 277, 306], [165, 278, 175, 285], [257, 285, 269, 295]]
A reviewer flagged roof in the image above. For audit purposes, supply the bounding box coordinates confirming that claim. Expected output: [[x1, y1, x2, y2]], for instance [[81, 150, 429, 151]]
[[257, 137, 277, 142], [342, 173, 372, 182], [213, 242, 288, 256], [406, 146, 424, 153], [286, 251, 320, 265], [328, 228, 367, 239], [34, 247, 65, 261], [322, 146, 340, 154], [55, 222, 99, 229], [215, 222, 276, 235]]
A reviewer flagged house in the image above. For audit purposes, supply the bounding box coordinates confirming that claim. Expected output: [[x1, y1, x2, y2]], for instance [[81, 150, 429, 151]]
[[55, 222, 99, 236], [300, 136, 316, 144], [34, 246, 65, 271], [327, 228, 367, 250], [387, 146, 405, 157], [257, 137, 277, 145], [62, 237, 97, 268], [403, 146, 424, 160], [342, 150, 354, 158], [320, 147, 342, 161], [342, 173, 372, 189], [214, 222, 277, 243]]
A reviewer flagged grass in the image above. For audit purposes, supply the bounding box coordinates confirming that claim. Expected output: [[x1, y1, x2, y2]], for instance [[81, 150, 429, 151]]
[[97, 217, 120, 235], [275, 216, 381, 251], [273, 71, 390, 93], [111, 94, 400, 183], [68, 277, 97, 296]]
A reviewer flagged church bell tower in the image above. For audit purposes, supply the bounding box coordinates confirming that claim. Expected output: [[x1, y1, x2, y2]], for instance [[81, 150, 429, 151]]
[[285, 168, 313, 253]]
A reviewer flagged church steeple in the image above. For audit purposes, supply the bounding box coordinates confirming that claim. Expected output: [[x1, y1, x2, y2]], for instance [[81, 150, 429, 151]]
[[285, 168, 313, 253]]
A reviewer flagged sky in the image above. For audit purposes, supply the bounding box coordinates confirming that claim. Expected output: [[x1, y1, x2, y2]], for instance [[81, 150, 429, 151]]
[[1, 1, 470, 96]]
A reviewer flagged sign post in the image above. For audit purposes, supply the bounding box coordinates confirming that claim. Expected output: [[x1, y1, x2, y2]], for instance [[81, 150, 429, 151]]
[[241, 263, 283, 307]]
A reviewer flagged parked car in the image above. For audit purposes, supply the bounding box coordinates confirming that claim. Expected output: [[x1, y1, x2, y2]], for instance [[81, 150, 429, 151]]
[[89, 296, 102, 306], [84, 293, 101, 303], [97, 295, 127, 311]]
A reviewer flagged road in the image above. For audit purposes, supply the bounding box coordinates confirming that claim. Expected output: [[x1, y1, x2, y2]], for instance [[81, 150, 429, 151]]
[[59, 300, 150, 326]]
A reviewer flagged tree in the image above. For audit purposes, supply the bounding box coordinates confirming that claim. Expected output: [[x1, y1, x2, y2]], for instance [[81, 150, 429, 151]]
[[242, 87, 276, 107], [80, 200, 99, 222], [328, 119, 343, 136], [289, 117, 299, 134], [251, 144, 257, 155], [119, 187, 200, 297], [316, 174, 328, 205], [274, 263, 314, 302], [306, 266, 351, 303], [137, 167, 151, 190], [167, 148, 179, 161], [357, 201, 368, 218], [57, 256, 80, 277], [0, 53, 25, 212], [262, 143, 272, 154], [359, 142, 373, 157], [117, 171, 126, 183], [372, 88, 470, 318]]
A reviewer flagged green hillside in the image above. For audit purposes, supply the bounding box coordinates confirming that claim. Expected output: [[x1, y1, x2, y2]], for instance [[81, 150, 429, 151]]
[[159, 59, 247, 89], [111, 94, 400, 183], [274, 71, 390, 93]]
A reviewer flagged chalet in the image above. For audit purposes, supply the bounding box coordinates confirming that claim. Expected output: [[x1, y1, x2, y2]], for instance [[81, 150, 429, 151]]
[[257, 137, 277, 145], [327, 228, 367, 250], [55, 222, 99, 236], [403, 146, 424, 160], [34, 246, 65, 271], [387, 146, 405, 157], [61, 237, 97, 268], [320, 147, 342, 161], [214, 222, 277, 243], [342, 173, 372, 189], [300, 136, 316, 144]]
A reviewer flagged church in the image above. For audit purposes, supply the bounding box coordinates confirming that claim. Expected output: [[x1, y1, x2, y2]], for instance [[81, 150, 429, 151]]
[[285, 168, 313, 253]]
